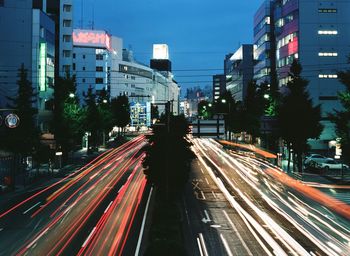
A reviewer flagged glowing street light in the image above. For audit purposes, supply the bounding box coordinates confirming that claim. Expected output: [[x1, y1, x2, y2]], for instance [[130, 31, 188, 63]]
[[69, 93, 75, 98]]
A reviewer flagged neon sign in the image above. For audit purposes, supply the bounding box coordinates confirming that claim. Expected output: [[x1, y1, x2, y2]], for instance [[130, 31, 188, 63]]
[[73, 29, 111, 50], [40, 43, 46, 92]]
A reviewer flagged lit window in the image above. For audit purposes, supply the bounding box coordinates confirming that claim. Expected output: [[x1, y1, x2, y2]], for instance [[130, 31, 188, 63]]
[[96, 78, 104, 84], [63, 4, 72, 12], [96, 66, 103, 72], [63, 35, 71, 42], [318, 52, 338, 57], [318, 30, 338, 35], [318, 8, 337, 13], [63, 50, 71, 57], [63, 20, 72, 27], [318, 74, 338, 79]]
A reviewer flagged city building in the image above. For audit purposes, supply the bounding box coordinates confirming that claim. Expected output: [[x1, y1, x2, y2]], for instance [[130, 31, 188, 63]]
[[213, 74, 226, 102], [72, 29, 123, 98], [33, 0, 74, 78], [256, 0, 350, 150], [253, 0, 277, 86], [226, 44, 255, 102], [0, 0, 55, 130]]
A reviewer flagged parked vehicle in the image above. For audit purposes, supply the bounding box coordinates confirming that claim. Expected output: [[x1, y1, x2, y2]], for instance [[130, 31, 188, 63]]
[[317, 159, 349, 171], [304, 154, 328, 166]]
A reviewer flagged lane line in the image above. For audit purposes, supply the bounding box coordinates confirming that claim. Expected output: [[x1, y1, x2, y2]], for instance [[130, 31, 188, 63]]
[[211, 191, 217, 199], [205, 178, 210, 185], [135, 187, 153, 256], [220, 233, 234, 256], [199, 233, 209, 256], [197, 237, 204, 256], [200, 168, 204, 174], [200, 191, 206, 200], [223, 210, 253, 256], [23, 202, 41, 215]]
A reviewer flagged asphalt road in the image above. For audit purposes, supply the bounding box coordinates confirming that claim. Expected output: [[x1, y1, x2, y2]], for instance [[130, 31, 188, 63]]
[[0, 135, 150, 256], [190, 138, 350, 256]]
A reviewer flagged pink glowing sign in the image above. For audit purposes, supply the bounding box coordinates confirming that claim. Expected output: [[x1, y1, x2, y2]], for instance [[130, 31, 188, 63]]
[[73, 29, 111, 50]]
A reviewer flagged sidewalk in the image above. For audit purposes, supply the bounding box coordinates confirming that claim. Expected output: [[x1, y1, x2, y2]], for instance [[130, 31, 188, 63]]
[[1, 147, 108, 195], [281, 159, 350, 185]]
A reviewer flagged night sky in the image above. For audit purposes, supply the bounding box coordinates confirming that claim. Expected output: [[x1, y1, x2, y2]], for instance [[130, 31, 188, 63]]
[[74, 0, 262, 95]]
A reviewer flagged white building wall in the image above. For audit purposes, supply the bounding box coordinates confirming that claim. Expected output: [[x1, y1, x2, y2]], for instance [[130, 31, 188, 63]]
[[299, 0, 350, 145], [59, 0, 73, 76]]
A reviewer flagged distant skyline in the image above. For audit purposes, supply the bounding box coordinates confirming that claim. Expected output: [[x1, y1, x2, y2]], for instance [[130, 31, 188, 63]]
[[74, 0, 262, 93]]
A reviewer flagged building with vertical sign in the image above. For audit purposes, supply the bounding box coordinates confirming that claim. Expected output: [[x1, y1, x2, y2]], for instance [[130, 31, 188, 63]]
[[72, 29, 123, 99], [0, 0, 55, 131]]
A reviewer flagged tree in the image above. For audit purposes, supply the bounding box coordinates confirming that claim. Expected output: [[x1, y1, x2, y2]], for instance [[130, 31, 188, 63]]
[[83, 86, 100, 153], [111, 95, 130, 136], [4, 64, 39, 154], [97, 88, 113, 146], [151, 103, 159, 120], [241, 80, 266, 140], [277, 60, 323, 172], [53, 74, 84, 161], [197, 100, 212, 119], [143, 114, 195, 200], [216, 91, 239, 140], [329, 59, 350, 163]]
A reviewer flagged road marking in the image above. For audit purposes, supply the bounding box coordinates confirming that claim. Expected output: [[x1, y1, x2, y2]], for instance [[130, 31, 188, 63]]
[[104, 201, 113, 213], [205, 178, 210, 185], [211, 191, 217, 199], [23, 202, 41, 215], [223, 210, 253, 256], [210, 224, 221, 228], [82, 227, 96, 248], [197, 237, 204, 256], [220, 233, 234, 256], [135, 187, 153, 256], [192, 181, 200, 190], [200, 168, 204, 174], [202, 210, 211, 223], [200, 191, 206, 200], [198, 233, 209, 256]]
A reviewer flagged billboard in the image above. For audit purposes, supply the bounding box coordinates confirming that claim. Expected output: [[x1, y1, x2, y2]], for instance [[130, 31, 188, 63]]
[[153, 44, 169, 60], [73, 29, 111, 50]]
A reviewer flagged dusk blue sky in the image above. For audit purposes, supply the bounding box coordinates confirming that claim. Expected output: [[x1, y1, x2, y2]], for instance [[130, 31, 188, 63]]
[[74, 0, 262, 93]]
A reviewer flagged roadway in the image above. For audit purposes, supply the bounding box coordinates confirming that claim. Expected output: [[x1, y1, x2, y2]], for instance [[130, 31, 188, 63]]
[[190, 138, 350, 256], [0, 135, 150, 256]]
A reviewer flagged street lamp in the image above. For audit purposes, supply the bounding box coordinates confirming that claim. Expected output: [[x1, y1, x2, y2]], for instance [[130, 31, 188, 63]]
[[69, 93, 75, 98]]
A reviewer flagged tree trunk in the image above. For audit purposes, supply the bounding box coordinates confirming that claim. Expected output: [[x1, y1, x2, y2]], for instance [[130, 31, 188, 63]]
[[287, 145, 291, 173], [297, 152, 303, 173]]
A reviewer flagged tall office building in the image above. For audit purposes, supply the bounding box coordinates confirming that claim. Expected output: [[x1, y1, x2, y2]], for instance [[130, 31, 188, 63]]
[[226, 45, 255, 102], [0, 0, 55, 130], [212, 74, 226, 102], [253, 0, 277, 86], [254, 0, 350, 149], [33, 0, 74, 78]]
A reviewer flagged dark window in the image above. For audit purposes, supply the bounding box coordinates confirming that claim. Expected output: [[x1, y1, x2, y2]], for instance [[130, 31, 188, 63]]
[[0, 0, 4, 7], [83, 54, 86, 59], [73, 63, 76, 71], [73, 53, 76, 59], [96, 66, 103, 72], [96, 78, 104, 84], [82, 67, 85, 71], [82, 78, 86, 83], [96, 54, 103, 60]]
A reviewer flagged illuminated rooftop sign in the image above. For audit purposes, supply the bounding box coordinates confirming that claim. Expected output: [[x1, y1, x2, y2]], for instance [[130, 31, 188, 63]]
[[73, 29, 111, 50], [153, 44, 169, 60]]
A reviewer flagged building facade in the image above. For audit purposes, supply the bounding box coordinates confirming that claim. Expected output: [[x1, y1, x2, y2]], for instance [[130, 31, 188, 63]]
[[0, 0, 55, 131], [226, 44, 255, 102], [212, 74, 226, 102], [33, 0, 74, 78]]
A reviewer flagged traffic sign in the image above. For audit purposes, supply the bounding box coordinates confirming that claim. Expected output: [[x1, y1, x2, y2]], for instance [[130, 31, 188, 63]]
[[4, 113, 20, 128]]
